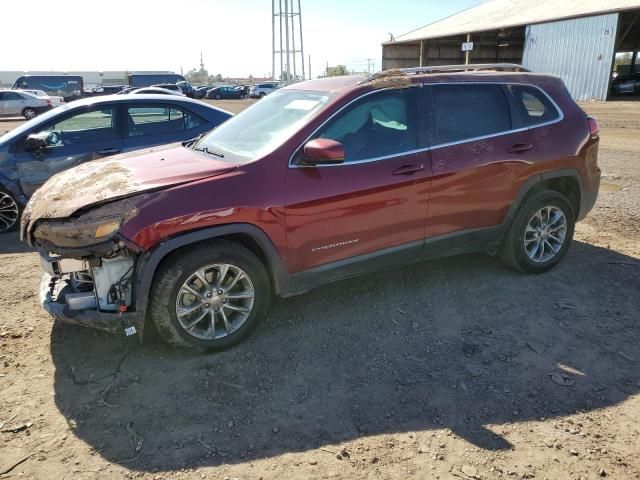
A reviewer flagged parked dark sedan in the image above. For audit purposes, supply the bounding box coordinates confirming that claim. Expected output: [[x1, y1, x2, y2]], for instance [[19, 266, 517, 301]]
[[193, 86, 210, 99], [0, 95, 232, 232], [206, 86, 246, 99]]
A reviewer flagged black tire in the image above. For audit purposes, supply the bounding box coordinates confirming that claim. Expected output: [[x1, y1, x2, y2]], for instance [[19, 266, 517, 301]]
[[149, 239, 271, 351], [500, 189, 575, 273], [22, 108, 37, 119], [258, 92, 266, 98], [0, 188, 21, 233]]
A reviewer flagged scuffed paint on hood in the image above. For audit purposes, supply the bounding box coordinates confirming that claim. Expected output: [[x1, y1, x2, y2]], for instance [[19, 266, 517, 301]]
[[21, 143, 237, 236]]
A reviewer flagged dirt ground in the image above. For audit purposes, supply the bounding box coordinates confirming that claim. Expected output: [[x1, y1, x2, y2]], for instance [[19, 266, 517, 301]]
[[0, 100, 638, 480]]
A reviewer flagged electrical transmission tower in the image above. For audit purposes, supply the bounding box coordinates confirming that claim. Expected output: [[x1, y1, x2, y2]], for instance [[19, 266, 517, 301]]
[[272, 0, 305, 82]]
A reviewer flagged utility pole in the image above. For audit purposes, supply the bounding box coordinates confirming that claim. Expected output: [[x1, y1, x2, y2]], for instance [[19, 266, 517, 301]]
[[298, 0, 305, 80], [308, 54, 311, 80], [271, 0, 275, 80]]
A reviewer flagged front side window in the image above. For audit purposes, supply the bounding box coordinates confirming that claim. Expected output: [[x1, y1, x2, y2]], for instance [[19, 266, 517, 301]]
[[311, 88, 417, 163], [196, 89, 333, 162], [508, 85, 560, 126], [126, 105, 205, 136], [431, 84, 511, 145], [36, 107, 118, 146]]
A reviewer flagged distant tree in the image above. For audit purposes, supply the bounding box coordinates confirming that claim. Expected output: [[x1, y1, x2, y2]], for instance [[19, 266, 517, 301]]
[[326, 65, 348, 77]]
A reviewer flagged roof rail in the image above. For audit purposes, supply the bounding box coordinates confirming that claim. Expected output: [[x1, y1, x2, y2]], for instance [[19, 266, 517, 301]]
[[359, 63, 530, 84]]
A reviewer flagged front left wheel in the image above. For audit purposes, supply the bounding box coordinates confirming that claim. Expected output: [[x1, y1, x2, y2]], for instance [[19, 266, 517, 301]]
[[0, 189, 20, 233], [149, 240, 271, 351]]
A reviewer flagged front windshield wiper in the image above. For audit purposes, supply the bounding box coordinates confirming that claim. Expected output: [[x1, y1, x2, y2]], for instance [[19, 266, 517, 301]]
[[192, 145, 225, 159], [182, 133, 204, 148]]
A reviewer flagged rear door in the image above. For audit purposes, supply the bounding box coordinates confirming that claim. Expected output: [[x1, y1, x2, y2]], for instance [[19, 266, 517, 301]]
[[122, 103, 208, 151], [424, 82, 528, 239], [13, 105, 123, 197]]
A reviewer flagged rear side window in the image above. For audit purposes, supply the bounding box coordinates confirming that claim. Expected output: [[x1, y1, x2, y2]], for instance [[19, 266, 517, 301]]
[[1, 92, 24, 101], [126, 105, 206, 137], [431, 84, 511, 145], [508, 85, 560, 126]]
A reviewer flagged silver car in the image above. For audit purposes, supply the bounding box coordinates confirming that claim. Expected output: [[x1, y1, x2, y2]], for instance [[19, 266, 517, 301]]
[[0, 90, 52, 119]]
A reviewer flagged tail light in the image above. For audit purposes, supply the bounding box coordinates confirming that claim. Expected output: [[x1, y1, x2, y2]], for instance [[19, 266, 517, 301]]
[[46, 99, 52, 106], [587, 116, 599, 137]]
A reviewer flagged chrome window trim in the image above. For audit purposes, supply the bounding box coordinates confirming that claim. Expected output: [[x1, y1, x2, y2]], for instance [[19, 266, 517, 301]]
[[288, 81, 564, 169]]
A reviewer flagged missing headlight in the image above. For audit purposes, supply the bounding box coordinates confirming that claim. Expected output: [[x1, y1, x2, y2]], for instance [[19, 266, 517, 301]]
[[33, 215, 122, 248]]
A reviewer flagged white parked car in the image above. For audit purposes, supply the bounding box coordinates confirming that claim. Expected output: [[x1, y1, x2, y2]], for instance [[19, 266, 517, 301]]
[[249, 82, 281, 98], [0, 89, 52, 119], [19, 89, 65, 107]]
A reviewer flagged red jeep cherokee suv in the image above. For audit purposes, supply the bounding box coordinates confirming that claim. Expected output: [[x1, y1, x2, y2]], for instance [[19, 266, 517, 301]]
[[22, 64, 601, 351]]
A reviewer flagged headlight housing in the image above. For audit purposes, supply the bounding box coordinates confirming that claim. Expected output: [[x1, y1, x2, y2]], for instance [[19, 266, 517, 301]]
[[33, 215, 122, 248]]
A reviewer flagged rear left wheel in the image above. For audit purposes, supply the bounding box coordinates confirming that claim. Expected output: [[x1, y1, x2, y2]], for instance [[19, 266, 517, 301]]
[[0, 189, 20, 233], [149, 240, 271, 351], [22, 108, 37, 119], [500, 190, 575, 273]]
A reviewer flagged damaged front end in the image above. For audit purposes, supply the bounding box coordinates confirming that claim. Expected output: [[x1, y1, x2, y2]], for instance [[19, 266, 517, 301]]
[[23, 198, 146, 337]]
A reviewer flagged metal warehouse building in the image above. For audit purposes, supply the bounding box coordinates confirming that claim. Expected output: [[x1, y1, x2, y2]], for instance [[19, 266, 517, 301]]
[[382, 0, 640, 100]]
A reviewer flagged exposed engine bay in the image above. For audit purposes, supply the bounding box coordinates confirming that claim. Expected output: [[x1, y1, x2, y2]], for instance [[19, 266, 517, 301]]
[[41, 251, 135, 313]]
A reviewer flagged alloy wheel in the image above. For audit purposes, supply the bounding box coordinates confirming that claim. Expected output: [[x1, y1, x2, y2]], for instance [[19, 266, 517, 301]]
[[0, 191, 19, 233], [24, 109, 36, 119], [524, 205, 567, 263], [175, 263, 255, 340]]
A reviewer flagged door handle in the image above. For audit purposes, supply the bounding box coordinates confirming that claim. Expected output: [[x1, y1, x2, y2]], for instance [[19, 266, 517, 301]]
[[97, 148, 121, 155], [392, 163, 424, 175], [507, 143, 533, 154]]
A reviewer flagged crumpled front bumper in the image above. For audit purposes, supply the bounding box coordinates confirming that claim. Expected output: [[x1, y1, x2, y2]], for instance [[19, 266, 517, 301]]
[[40, 273, 143, 335]]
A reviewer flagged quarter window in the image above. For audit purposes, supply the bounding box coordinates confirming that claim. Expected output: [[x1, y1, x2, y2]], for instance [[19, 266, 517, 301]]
[[431, 84, 511, 145], [509, 85, 560, 126], [312, 88, 417, 163]]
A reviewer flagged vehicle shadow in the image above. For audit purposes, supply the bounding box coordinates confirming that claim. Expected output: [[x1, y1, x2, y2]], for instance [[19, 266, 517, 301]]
[[0, 232, 34, 254], [49, 241, 640, 471]]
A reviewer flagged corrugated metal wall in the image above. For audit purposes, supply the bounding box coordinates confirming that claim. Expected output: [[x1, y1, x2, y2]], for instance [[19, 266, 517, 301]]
[[522, 13, 618, 101]]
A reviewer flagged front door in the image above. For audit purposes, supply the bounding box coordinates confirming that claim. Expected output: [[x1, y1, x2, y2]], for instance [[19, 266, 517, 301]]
[[285, 87, 431, 274], [13, 105, 122, 197]]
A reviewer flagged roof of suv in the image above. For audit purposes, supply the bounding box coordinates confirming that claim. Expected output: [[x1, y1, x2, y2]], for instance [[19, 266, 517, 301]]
[[283, 64, 554, 95]]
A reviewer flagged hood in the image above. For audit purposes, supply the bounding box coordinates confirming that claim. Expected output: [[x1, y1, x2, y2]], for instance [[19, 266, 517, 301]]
[[22, 143, 236, 224]]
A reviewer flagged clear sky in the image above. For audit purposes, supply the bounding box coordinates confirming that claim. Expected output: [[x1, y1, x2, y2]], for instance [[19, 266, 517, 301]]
[[0, 0, 483, 78]]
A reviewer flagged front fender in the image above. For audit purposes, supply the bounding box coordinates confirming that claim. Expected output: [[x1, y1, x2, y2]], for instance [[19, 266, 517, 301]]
[[132, 223, 295, 317]]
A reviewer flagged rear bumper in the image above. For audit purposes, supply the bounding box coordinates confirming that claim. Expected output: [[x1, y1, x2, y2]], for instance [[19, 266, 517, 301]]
[[40, 273, 143, 335]]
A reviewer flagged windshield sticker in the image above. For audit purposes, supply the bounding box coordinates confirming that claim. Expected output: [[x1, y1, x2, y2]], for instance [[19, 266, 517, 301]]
[[285, 99, 323, 111]]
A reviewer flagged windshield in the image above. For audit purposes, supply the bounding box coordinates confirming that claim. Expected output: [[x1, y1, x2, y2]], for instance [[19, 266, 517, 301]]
[[196, 89, 333, 162]]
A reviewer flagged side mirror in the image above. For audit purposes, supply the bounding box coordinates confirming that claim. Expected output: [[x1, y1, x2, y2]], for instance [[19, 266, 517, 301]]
[[301, 138, 345, 165], [23, 132, 50, 152]]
